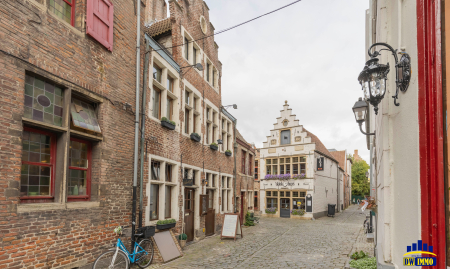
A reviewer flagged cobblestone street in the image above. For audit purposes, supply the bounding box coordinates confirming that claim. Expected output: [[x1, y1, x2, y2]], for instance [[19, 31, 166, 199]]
[[148, 205, 373, 269]]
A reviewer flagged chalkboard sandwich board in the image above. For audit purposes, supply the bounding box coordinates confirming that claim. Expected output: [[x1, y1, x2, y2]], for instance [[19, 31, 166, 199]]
[[220, 213, 243, 241]]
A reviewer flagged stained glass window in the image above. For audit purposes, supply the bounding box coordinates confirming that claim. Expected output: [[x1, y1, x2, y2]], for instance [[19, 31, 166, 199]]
[[21, 130, 53, 197], [70, 98, 102, 133], [24, 74, 63, 127], [49, 0, 74, 25], [68, 140, 89, 196]]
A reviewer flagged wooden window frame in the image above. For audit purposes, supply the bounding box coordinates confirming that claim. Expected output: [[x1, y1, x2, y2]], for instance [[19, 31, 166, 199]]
[[241, 150, 246, 174], [165, 185, 171, 219], [185, 108, 190, 134], [248, 154, 252, 176], [184, 37, 189, 60], [152, 87, 161, 119], [151, 160, 161, 181], [167, 76, 174, 92], [206, 63, 210, 82], [153, 64, 162, 83], [52, 0, 76, 26], [150, 184, 159, 221], [21, 127, 57, 202], [166, 96, 173, 121], [68, 137, 92, 202], [165, 163, 172, 182]]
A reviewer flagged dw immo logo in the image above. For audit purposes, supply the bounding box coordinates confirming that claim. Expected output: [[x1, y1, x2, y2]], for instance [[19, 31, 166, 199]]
[[403, 240, 437, 266]]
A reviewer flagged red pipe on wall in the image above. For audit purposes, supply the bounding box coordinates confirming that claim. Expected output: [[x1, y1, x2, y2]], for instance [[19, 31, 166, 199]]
[[417, 0, 446, 268]]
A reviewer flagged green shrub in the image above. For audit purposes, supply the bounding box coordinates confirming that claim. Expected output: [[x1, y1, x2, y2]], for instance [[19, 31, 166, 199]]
[[210, 142, 218, 147], [225, 150, 232, 153], [350, 251, 368, 260], [161, 117, 176, 126], [291, 209, 305, 216], [178, 233, 187, 240], [244, 212, 254, 226], [157, 219, 176, 225], [349, 257, 376, 269], [265, 207, 277, 214]]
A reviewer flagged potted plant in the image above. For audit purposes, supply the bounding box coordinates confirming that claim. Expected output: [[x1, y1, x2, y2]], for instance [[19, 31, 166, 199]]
[[225, 150, 232, 156], [291, 209, 306, 216], [161, 117, 176, 130], [210, 142, 218, 151], [156, 219, 176, 230], [265, 207, 277, 214], [178, 233, 187, 248], [190, 132, 201, 142]]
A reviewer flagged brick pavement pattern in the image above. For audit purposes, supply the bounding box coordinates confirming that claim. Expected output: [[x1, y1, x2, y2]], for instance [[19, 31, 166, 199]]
[[146, 205, 373, 269]]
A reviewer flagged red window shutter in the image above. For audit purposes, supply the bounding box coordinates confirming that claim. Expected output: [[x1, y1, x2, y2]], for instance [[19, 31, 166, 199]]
[[86, 0, 114, 51]]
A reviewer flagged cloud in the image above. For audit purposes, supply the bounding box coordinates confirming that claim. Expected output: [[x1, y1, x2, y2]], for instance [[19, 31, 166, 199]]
[[206, 0, 370, 163]]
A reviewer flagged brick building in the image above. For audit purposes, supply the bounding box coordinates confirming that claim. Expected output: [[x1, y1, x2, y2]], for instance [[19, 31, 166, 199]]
[[329, 149, 352, 209], [0, 0, 248, 267]]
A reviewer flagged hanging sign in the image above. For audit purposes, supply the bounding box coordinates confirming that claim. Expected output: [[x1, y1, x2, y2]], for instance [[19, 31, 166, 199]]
[[220, 213, 243, 241], [317, 157, 324, 171]]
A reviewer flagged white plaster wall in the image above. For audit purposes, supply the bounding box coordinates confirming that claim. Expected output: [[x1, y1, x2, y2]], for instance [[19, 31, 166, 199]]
[[313, 153, 340, 214], [368, 0, 420, 266]]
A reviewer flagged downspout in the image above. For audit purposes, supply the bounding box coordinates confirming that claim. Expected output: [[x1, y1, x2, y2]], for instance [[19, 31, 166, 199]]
[[131, 0, 141, 248], [138, 41, 150, 228], [233, 119, 237, 213], [337, 163, 340, 212]]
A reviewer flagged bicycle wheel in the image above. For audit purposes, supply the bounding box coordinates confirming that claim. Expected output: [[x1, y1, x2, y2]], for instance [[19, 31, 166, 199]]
[[93, 250, 129, 269], [136, 238, 154, 268]]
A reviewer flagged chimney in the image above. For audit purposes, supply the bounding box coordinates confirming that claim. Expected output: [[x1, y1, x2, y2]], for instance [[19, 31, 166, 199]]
[[354, 149, 358, 157]]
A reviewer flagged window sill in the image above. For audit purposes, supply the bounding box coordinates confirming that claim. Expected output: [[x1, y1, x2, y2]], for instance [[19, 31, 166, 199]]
[[194, 110, 200, 116], [167, 90, 178, 100], [23, 117, 68, 133], [17, 201, 100, 212], [153, 79, 165, 90], [184, 185, 199, 189]]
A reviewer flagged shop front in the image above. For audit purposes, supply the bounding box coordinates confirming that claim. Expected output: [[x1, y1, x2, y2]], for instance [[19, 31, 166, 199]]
[[264, 189, 308, 218]]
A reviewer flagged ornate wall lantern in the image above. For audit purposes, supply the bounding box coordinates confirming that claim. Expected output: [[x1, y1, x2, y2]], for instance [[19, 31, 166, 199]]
[[358, 43, 411, 114]]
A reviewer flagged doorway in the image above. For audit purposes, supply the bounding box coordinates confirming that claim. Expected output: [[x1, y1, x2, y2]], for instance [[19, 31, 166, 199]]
[[205, 189, 215, 236], [280, 198, 290, 218], [184, 188, 195, 242]]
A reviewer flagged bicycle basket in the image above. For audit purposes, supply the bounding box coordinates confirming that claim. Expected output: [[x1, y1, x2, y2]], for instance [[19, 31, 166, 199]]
[[137, 226, 155, 238]]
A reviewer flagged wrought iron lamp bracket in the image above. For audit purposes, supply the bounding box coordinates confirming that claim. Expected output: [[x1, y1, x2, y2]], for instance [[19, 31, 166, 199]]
[[368, 43, 411, 107]]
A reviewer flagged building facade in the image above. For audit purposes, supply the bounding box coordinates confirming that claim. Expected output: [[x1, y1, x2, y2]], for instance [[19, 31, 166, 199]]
[[329, 149, 352, 210], [362, 0, 447, 267], [258, 102, 344, 219], [0, 0, 250, 267]]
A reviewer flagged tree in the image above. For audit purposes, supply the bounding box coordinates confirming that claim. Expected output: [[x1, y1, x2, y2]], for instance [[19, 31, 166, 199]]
[[351, 159, 370, 196]]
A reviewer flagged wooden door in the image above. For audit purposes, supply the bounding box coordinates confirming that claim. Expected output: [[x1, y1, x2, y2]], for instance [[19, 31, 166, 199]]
[[205, 190, 215, 236], [184, 188, 195, 242]]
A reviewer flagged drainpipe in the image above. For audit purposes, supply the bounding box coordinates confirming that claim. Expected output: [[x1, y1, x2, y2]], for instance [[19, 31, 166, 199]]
[[138, 42, 150, 228], [131, 0, 141, 249], [337, 163, 340, 212], [233, 119, 237, 213]]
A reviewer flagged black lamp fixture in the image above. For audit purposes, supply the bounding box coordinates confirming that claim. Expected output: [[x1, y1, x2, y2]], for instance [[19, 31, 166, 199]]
[[352, 97, 374, 136], [358, 43, 411, 114], [180, 63, 204, 71], [221, 104, 237, 110]]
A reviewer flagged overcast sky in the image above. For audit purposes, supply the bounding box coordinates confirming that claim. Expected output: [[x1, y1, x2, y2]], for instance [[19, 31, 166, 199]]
[[206, 0, 370, 163]]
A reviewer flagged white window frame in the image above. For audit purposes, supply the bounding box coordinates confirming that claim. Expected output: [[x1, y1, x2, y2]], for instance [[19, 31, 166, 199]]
[[220, 174, 234, 213], [149, 53, 180, 131], [181, 27, 203, 76], [204, 99, 219, 146], [203, 55, 219, 92], [182, 79, 202, 140], [147, 156, 180, 225]]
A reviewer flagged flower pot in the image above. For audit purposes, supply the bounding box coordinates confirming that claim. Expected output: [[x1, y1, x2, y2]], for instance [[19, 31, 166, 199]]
[[210, 145, 218, 151], [161, 121, 175, 130], [190, 133, 201, 142], [179, 239, 186, 248], [225, 151, 232, 156], [156, 222, 176, 230]]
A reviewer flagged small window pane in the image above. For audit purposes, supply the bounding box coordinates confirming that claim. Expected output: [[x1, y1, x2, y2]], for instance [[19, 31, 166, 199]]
[[266, 191, 271, 197], [293, 191, 299, 197], [280, 191, 284, 197], [153, 65, 162, 82], [151, 161, 160, 181], [280, 158, 284, 164], [293, 157, 299, 163], [300, 157, 306, 162], [165, 186, 171, 218], [285, 158, 290, 163], [285, 191, 290, 197], [272, 191, 278, 197], [266, 159, 271, 164], [272, 159, 278, 164], [150, 184, 159, 220]]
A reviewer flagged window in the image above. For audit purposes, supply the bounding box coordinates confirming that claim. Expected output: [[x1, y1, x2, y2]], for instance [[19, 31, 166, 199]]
[[206, 63, 210, 82], [185, 108, 190, 134], [166, 96, 173, 121], [208, 189, 214, 209], [266, 190, 278, 209], [165, 164, 172, 182], [206, 108, 210, 120], [206, 173, 210, 187], [193, 48, 197, 64], [150, 184, 159, 220], [167, 76, 174, 92], [265, 156, 306, 176], [152, 88, 161, 119], [153, 64, 162, 83], [212, 69, 215, 86], [248, 155, 252, 176], [206, 123, 210, 143], [184, 37, 189, 60], [50, 0, 75, 25], [68, 138, 91, 201], [21, 128, 56, 199], [280, 129, 291, 145], [86, 0, 114, 51], [185, 91, 190, 106], [151, 161, 161, 181], [293, 191, 306, 210], [165, 186, 171, 218], [24, 74, 64, 127], [254, 160, 258, 179], [241, 150, 246, 174]]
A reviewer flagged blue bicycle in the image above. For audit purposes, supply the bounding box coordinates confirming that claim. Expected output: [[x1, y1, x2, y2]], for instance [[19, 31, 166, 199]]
[[92, 226, 154, 269]]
